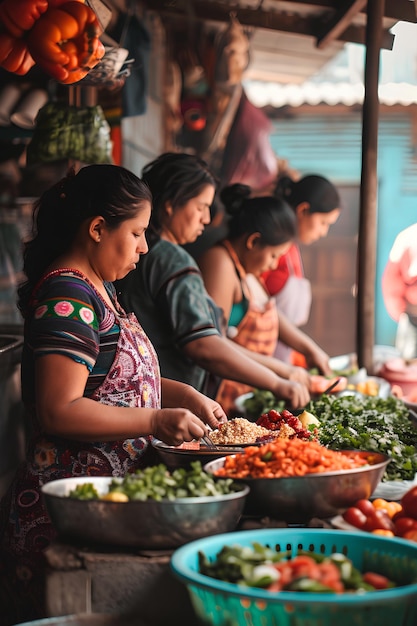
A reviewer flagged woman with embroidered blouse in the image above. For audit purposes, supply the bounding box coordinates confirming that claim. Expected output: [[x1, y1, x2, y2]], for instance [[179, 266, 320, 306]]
[[0, 164, 226, 625]]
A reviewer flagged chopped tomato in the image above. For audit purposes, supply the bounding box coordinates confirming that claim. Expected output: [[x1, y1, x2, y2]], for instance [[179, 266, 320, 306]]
[[287, 555, 321, 581], [317, 561, 344, 592], [362, 572, 392, 589], [371, 529, 395, 537]]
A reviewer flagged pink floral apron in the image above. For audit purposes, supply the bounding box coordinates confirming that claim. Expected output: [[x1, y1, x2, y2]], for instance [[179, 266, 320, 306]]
[[0, 270, 161, 623]]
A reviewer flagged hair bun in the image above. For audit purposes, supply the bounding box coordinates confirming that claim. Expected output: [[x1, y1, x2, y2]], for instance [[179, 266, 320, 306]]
[[274, 175, 293, 198], [220, 183, 251, 215]]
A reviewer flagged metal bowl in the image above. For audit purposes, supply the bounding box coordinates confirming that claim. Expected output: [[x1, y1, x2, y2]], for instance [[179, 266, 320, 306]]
[[151, 438, 245, 470], [41, 476, 249, 550], [204, 450, 390, 523]]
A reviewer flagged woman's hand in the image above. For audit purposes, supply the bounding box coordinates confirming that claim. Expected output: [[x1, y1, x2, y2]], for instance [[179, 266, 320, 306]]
[[273, 379, 310, 410], [180, 386, 227, 429], [287, 365, 311, 386], [151, 408, 208, 446], [304, 345, 332, 376], [160, 379, 227, 437]]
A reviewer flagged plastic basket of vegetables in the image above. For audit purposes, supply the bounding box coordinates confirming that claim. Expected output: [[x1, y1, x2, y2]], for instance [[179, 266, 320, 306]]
[[171, 528, 417, 626]]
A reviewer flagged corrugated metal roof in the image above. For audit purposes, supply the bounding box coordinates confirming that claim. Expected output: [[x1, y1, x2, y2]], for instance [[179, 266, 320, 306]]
[[141, 0, 410, 85], [244, 22, 417, 108], [243, 80, 417, 107]]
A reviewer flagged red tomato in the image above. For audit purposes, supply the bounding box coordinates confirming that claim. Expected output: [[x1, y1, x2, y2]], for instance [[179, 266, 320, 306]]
[[343, 507, 367, 529], [363, 509, 395, 533], [402, 529, 417, 543], [394, 516, 417, 537], [355, 499, 375, 516], [288, 556, 321, 581], [317, 562, 344, 592], [362, 572, 392, 589], [401, 486, 417, 520]]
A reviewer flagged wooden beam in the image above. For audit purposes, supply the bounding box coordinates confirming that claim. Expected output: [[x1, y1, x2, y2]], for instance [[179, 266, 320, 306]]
[[316, 0, 368, 49], [283, 0, 416, 23], [383, 0, 417, 21], [149, 0, 394, 49], [356, 0, 384, 373]]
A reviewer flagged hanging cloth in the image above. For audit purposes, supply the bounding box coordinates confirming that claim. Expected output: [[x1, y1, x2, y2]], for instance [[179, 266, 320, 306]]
[[109, 10, 151, 117]]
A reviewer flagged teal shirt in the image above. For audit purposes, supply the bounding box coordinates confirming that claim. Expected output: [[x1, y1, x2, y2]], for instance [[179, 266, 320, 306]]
[[115, 239, 222, 394], [229, 299, 249, 327]]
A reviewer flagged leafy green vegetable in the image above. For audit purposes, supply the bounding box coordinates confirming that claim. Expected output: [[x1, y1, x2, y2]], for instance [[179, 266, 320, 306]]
[[308, 395, 417, 481], [243, 389, 285, 419]]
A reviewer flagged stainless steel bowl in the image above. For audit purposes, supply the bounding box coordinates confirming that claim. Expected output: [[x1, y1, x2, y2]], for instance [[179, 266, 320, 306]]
[[151, 438, 244, 470], [204, 450, 390, 523], [41, 476, 249, 549]]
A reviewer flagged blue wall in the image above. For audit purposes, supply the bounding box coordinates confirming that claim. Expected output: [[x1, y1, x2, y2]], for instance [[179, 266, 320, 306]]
[[269, 110, 417, 346]]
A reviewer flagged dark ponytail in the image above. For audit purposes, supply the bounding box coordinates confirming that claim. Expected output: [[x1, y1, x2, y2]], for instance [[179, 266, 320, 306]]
[[17, 164, 151, 316], [221, 183, 296, 246], [275, 174, 340, 215]]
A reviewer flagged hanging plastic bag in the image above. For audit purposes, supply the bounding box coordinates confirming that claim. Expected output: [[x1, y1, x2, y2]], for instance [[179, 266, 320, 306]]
[[27, 101, 113, 164]]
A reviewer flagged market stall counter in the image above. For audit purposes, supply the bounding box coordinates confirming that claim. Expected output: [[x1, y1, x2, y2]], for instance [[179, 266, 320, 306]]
[[44, 516, 331, 625]]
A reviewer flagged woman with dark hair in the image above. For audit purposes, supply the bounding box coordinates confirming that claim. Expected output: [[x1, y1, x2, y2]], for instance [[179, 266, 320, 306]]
[[0, 163, 225, 625], [199, 183, 314, 413], [262, 174, 341, 367], [116, 153, 310, 416]]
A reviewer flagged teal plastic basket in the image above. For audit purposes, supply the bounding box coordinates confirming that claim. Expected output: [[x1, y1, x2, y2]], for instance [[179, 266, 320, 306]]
[[171, 528, 417, 626]]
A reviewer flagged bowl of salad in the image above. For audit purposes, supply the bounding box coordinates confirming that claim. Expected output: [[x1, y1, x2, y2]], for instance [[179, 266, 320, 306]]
[[41, 463, 249, 549], [171, 528, 417, 626]]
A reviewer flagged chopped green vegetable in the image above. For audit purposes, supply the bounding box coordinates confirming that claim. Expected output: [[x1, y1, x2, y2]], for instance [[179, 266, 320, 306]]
[[198, 543, 398, 593], [68, 462, 241, 502], [308, 395, 417, 481], [69, 483, 100, 500]]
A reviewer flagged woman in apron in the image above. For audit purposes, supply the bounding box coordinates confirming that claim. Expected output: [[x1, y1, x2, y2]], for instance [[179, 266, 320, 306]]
[[262, 174, 341, 368], [0, 164, 226, 624], [198, 183, 312, 416], [116, 153, 311, 421]]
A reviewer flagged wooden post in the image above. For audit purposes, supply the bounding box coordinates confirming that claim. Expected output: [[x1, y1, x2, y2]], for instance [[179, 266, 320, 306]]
[[356, 0, 384, 372]]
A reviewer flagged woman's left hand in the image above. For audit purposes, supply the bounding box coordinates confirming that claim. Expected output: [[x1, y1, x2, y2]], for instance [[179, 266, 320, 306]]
[[305, 345, 332, 376], [287, 365, 311, 386], [181, 387, 227, 429]]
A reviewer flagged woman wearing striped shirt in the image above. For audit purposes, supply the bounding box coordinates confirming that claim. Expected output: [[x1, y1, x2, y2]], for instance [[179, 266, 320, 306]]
[[0, 164, 225, 625]]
